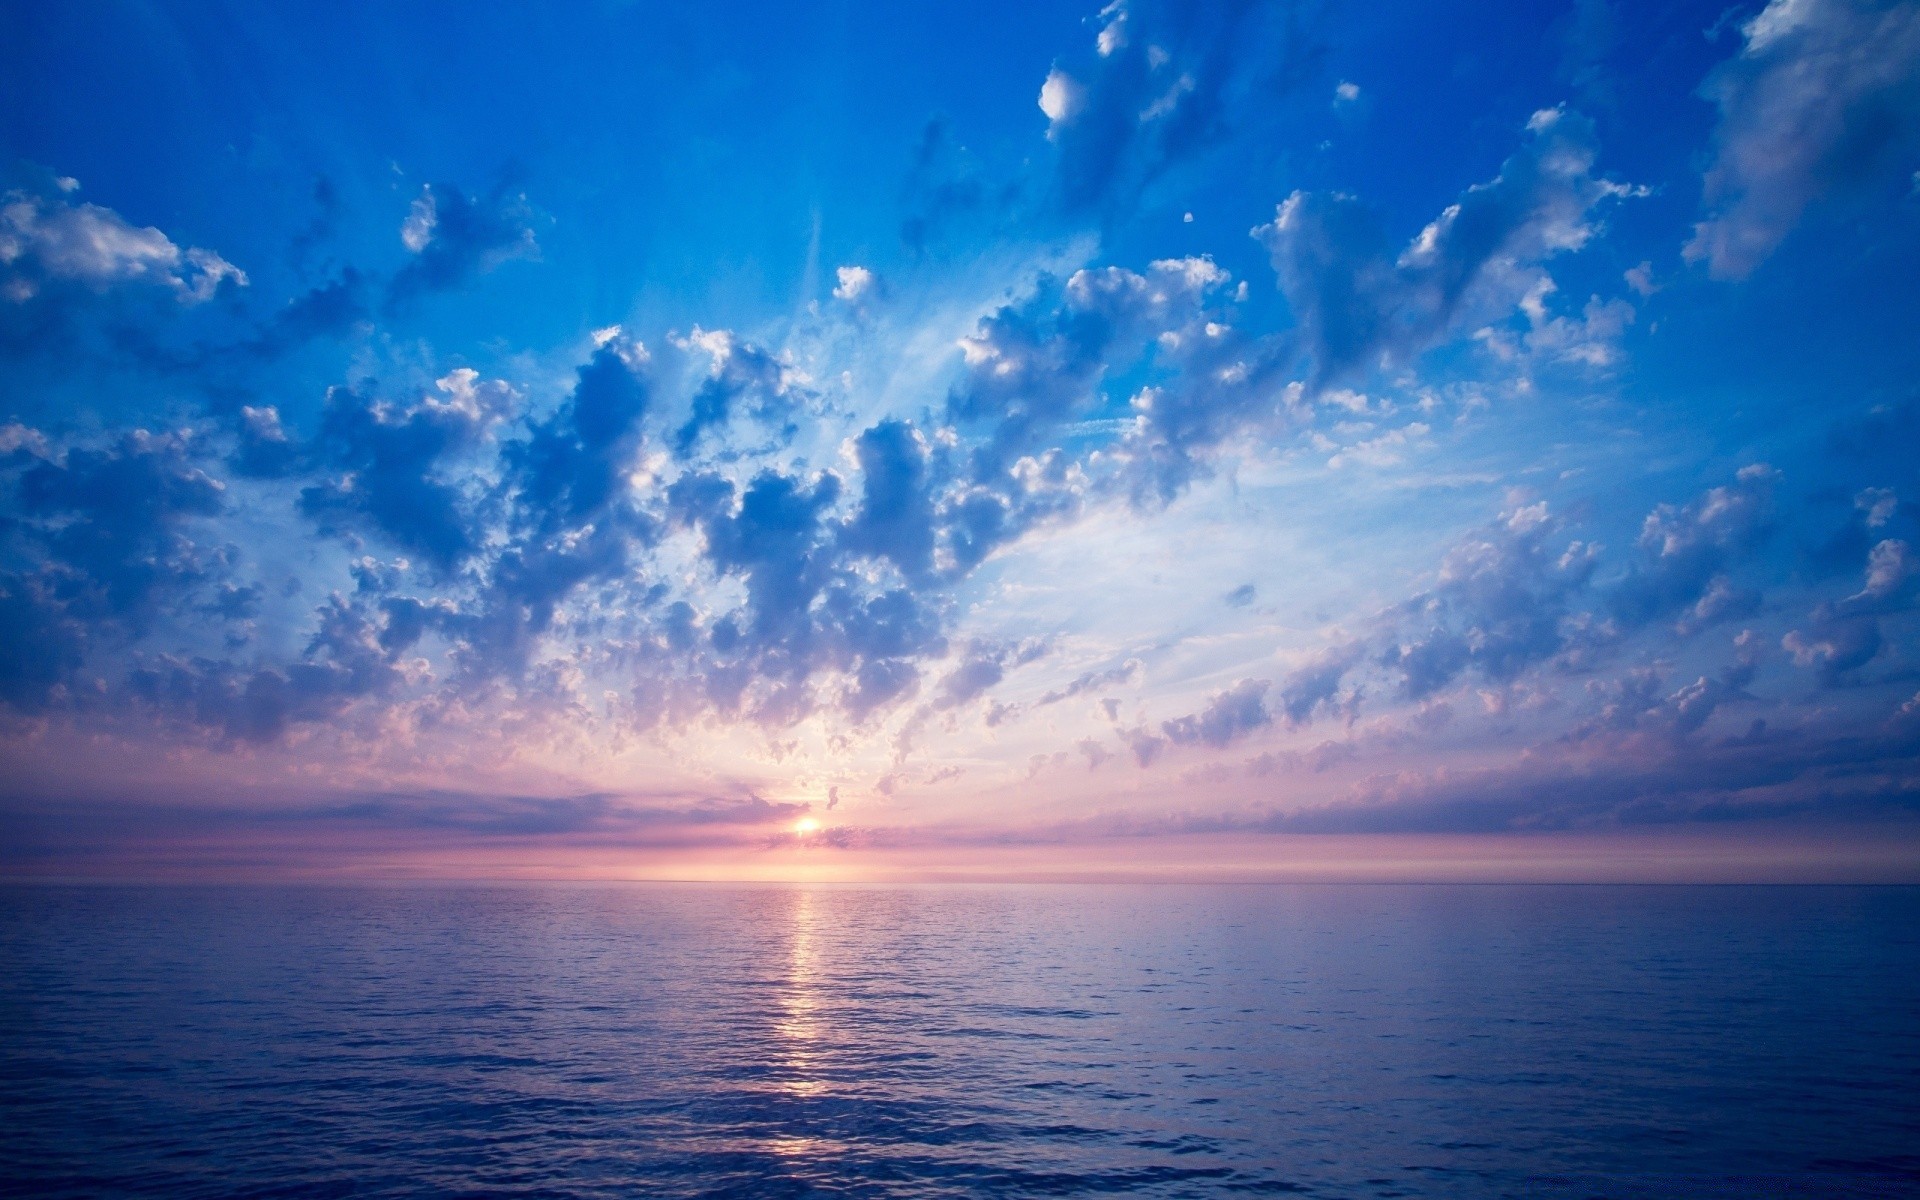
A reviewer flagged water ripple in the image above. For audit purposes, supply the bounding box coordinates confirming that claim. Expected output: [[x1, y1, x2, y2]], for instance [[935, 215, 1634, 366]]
[[2, 884, 1918, 1198]]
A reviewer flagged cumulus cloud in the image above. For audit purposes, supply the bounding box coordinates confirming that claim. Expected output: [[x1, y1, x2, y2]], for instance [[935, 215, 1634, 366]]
[[7, 429, 228, 625], [1241, 474, 1783, 740], [0, 184, 245, 305], [832, 264, 877, 303], [950, 255, 1237, 481], [671, 328, 804, 457], [1610, 464, 1776, 629], [840, 420, 936, 583], [1687, 0, 1920, 278], [300, 370, 515, 575]]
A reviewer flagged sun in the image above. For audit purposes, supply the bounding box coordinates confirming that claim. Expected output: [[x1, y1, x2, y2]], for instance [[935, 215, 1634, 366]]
[[794, 818, 821, 835]]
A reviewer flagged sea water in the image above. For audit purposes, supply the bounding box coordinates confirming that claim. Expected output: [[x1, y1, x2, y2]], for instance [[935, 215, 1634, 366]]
[[2, 884, 1916, 1197]]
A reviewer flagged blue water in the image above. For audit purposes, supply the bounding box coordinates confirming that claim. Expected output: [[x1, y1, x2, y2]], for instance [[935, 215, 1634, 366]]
[[2, 885, 1917, 1198]]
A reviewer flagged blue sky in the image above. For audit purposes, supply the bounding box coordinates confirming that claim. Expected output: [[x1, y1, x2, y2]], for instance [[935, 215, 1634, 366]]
[[3, 0, 1919, 879]]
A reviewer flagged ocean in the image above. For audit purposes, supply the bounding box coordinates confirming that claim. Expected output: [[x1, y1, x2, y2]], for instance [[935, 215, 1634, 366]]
[[2, 884, 1916, 1198]]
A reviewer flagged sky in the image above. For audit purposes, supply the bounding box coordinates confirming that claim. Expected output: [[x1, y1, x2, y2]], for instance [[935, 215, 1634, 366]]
[[2, 0, 1919, 882]]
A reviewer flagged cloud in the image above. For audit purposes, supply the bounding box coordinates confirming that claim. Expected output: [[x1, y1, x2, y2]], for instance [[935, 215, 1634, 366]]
[[1254, 107, 1636, 388], [662, 459, 956, 727], [1610, 464, 1776, 629], [387, 183, 538, 305], [671, 328, 803, 458], [1161, 677, 1273, 747], [0, 576, 87, 710], [462, 339, 660, 679], [8, 429, 228, 626], [833, 264, 877, 303], [1037, 658, 1141, 706], [899, 116, 1020, 253], [1375, 502, 1601, 702], [0, 787, 814, 872], [1687, 0, 1920, 278], [937, 653, 1006, 708], [300, 370, 514, 575], [950, 256, 1233, 479], [1040, 0, 1321, 214], [1270, 733, 1919, 834], [0, 183, 247, 305], [840, 420, 937, 583], [1277, 643, 1362, 726], [1783, 608, 1886, 682]]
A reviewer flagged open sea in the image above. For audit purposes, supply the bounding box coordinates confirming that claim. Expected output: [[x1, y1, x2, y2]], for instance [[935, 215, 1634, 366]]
[[2, 884, 1917, 1198]]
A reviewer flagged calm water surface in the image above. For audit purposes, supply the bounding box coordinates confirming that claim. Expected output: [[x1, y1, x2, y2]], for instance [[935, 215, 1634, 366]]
[[2, 884, 1917, 1198]]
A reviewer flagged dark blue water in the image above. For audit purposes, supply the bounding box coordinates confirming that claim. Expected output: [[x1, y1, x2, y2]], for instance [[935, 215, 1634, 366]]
[[2, 885, 1917, 1198]]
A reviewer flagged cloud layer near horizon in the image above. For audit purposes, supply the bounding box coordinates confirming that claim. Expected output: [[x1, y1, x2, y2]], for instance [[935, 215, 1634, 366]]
[[2, 0, 1919, 876]]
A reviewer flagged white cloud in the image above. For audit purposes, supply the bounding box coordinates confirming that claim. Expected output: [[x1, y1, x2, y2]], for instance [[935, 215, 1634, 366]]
[[0, 187, 246, 304], [1855, 538, 1915, 601], [1856, 487, 1898, 528], [401, 187, 438, 252], [833, 264, 876, 302], [1039, 69, 1085, 136], [1096, 1, 1128, 56]]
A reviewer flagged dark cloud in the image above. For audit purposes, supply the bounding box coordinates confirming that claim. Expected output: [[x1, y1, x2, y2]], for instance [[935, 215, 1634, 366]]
[[287, 176, 344, 272], [1254, 480, 1769, 733], [662, 461, 953, 726], [1040, 0, 1323, 215], [900, 116, 1021, 254], [446, 340, 662, 680], [845, 657, 922, 723], [0, 182, 249, 376], [950, 257, 1232, 481], [1277, 644, 1362, 726], [231, 405, 299, 479], [937, 653, 1006, 709], [1037, 658, 1140, 706], [1162, 677, 1272, 747], [840, 420, 937, 583], [1122, 725, 1167, 766], [1608, 465, 1775, 629], [245, 270, 368, 358], [121, 590, 424, 743], [386, 183, 538, 307], [1255, 108, 1632, 388], [1270, 714, 1920, 834], [671, 331, 801, 458], [10, 429, 227, 624], [1380, 504, 1599, 701], [0, 786, 813, 872], [1783, 606, 1887, 684], [300, 371, 510, 575], [0, 576, 87, 710]]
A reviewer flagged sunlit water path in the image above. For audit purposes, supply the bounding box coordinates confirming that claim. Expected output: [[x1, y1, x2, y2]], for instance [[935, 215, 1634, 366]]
[[3, 884, 1917, 1197]]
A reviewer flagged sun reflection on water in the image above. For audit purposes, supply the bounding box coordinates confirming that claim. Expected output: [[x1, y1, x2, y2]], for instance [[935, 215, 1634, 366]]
[[774, 888, 829, 1099]]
